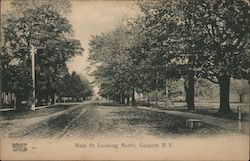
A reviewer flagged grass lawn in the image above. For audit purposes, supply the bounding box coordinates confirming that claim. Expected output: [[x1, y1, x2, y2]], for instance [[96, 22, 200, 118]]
[[153, 101, 249, 121], [0, 104, 78, 120]]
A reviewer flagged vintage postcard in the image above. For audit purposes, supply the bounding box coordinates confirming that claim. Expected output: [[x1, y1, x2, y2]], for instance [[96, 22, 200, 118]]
[[1, 0, 249, 160]]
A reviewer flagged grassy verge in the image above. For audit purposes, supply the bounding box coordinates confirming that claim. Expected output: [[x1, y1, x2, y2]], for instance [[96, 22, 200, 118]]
[[188, 108, 249, 121], [98, 101, 249, 121], [158, 106, 249, 121], [1, 104, 78, 120]]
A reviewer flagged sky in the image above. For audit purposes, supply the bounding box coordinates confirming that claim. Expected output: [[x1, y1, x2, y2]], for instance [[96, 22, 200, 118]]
[[66, 1, 140, 81]]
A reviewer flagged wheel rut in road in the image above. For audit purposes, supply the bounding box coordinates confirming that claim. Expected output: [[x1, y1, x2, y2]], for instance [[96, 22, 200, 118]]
[[60, 105, 107, 139], [7, 105, 87, 138]]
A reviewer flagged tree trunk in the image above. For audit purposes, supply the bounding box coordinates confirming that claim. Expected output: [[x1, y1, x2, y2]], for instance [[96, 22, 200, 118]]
[[15, 93, 22, 110], [126, 95, 130, 105], [45, 93, 49, 105], [184, 73, 195, 110], [10, 93, 13, 103], [51, 93, 55, 105], [36, 92, 42, 106], [239, 94, 244, 103], [121, 93, 126, 104], [119, 92, 123, 104], [116, 94, 120, 102], [113, 94, 116, 102], [131, 89, 136, 106], [155, 90, 158, 107], [218, 76, 231, 113], [147, 93, 150, 107], [37, 97, 42, 106], [54, 94, 57, 104]]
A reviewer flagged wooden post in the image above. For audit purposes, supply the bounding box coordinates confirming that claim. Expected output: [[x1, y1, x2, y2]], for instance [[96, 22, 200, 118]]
[[186, 119, 202, 129], [237, 106, 241, 133]]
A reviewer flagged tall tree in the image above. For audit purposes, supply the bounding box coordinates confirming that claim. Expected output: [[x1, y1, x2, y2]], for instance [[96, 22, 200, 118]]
[[138, 0, 193, 109], [89, 25, 141, 105], [138, 0, 250, 113], [182, 0, 250, 113], [2, 4, 83, 108]]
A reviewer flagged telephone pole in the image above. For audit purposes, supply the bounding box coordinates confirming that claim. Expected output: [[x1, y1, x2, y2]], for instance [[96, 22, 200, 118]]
[[31, 45, 36, 111]]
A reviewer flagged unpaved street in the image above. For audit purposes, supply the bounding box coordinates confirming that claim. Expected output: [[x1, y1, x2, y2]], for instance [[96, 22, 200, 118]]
[[2, 101, 229, 139]]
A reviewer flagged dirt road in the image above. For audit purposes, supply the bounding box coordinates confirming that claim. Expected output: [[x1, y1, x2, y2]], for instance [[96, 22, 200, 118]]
[[2, 101, 232, 139]]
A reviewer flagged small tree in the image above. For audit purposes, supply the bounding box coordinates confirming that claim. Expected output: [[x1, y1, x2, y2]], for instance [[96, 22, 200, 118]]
[[231, 79, 249, 103], [137, 1, 194, 110], [59, 72, 93, 101]]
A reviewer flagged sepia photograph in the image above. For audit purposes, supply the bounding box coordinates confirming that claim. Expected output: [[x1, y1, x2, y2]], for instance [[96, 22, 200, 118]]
[[0, 0, 249, 160]]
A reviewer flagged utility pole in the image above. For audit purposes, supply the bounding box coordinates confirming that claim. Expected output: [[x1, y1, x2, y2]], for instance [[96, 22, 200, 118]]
[[31, 45, 36, 111]]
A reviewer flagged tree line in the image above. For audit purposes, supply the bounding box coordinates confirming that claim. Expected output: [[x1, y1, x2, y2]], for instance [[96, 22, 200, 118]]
[[1, 1, 93, 109], [89, 0, 249, 113]]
